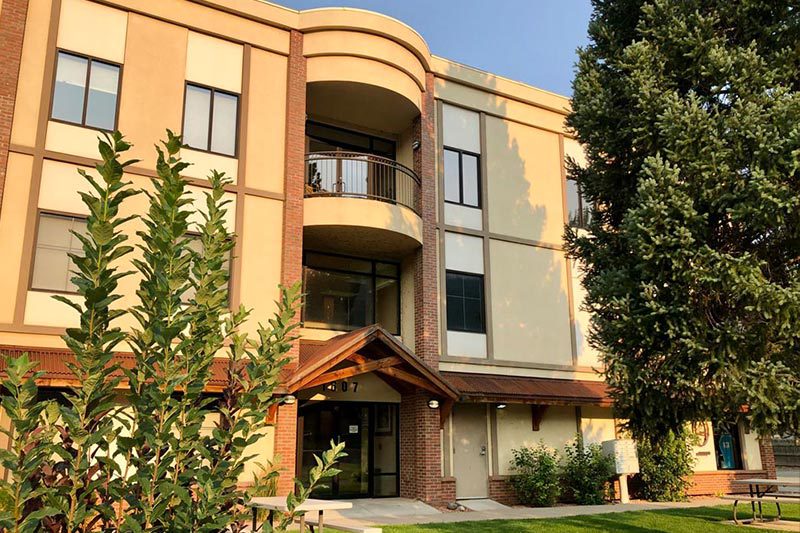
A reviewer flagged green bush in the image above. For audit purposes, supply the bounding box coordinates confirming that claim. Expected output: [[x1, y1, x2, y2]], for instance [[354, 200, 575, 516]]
[[636, 428, 696, 501], [509, 443, 560, 507], [561, 436, 615, 505]]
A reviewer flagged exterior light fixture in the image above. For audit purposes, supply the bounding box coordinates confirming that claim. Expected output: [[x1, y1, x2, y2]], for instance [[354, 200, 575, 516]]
[[427, 399, 439, 409], [412, 140, 421, 150], [283, 395, 297, 405], [496, 403, 507, 409]]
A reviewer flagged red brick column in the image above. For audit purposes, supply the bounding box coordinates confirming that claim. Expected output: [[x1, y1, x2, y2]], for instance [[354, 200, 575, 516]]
[[758, 437, 777, 479], [400, 72, 447, 504], [0, 0, 29, 215], [275, 29, 306, 496]]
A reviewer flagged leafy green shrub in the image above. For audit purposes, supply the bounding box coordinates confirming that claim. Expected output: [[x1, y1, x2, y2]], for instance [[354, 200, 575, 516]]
[[561, 436, 614, 505], [636, 428, 695, 501], [509, 443, 560, 506]]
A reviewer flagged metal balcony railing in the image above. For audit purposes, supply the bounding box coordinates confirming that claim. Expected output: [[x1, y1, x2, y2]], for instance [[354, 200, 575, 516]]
[[305, 151, 421, 214]]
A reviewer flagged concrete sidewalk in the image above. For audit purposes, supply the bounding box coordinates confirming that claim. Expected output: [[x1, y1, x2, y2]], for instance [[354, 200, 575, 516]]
[[329, 497, 728, 527]]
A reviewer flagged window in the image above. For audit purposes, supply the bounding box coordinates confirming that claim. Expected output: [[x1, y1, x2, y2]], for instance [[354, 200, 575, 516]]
[[181, 234, 232, 305], [51, 51, 120, 130], [714, 422, 743, 470], [303, 252, 400, 334], [446, 271, 485, 333], [182, 83, 239, 156], [443, 148, 480, 208], [31, 213, 88, 293], [566, 178, 592, 229]]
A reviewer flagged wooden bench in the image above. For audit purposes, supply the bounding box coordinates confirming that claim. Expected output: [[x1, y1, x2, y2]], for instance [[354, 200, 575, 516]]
[[304, 515, 382, 533], [720, 495, 798, 524]]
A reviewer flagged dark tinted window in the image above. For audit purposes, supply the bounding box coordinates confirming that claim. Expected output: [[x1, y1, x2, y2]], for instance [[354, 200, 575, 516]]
[[446, 271, 485, 333]]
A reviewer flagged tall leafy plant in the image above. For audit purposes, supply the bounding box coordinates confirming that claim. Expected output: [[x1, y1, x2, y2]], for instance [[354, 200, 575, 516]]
[[0, 131, 344, 532]]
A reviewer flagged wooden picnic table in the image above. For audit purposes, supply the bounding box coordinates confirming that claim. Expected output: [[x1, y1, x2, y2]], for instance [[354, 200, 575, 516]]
[[248, 496, 353, 532], [729, 478, 800, 524]]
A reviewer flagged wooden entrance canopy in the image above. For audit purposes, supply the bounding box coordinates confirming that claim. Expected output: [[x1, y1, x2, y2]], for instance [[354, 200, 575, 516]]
[[285, 325, 459, 426]]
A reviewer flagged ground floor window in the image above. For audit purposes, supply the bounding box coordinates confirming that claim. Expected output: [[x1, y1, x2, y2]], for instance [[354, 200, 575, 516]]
[[297, 401, 399, 498], [302, 252, 400, 334]]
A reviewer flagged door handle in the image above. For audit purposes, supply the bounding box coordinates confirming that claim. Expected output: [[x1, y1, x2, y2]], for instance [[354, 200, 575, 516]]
[[480, 445, 487, 456]]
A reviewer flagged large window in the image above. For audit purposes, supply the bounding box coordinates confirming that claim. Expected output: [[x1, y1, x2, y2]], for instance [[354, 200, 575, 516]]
[[31, 213, 88, 293], [566, 178, 592, 229], [182, 83, 239, 157], [303, 252, 400, 334], [443, 147, 480, 208], [445, 271, 485, 333], [51, 51, 120, 131]]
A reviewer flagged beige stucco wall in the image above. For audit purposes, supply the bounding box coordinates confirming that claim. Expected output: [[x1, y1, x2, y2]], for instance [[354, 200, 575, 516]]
[[303, 197, 423, 245], [245, 49, 287, 194], [185, 31, 243, 93], [0, 153, 34, 323], [691, 422, 718, 471], [580, 406, 617, 446], [58, 0, 128, 63], [496, 404, 578, 476], [238, 195, 283, 337], [570, 260, 600, 368], [181, 149, 239, 184], [486, 116, 564, 246], [10, 0, 52, 147], [741, 427, 763, 471], [117, 14, 188, 168], [489, 240, 572, 366]]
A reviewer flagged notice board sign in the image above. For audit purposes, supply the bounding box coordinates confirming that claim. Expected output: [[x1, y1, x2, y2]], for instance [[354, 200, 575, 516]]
[[602, 439, 640, 474]]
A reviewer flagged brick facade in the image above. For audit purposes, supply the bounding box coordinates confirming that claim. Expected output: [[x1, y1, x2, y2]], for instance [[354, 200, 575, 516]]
[[488, 476, 517, 506], [687, 470, 768, 496], [274, 29, 306, 496], [0, 0, 29, 215], [758, 437, 777, 479], [398, 72, 451, 505]]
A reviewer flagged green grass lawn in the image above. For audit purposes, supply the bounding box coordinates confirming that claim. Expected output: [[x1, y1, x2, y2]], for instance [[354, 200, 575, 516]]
[[365, 503, 800, 533]]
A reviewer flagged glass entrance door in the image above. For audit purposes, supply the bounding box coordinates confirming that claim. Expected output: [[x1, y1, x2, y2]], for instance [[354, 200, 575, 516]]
[[298, 401, 399, 498]]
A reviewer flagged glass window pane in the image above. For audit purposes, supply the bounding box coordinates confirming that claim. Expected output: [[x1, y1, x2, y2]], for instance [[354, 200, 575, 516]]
[[210, 92, 238, 156], [85, 61, 119, 130], [183, 85, 211, 150], [52, 53, 88, 124], [463, 298, 484, 333], [566, 179, 582, 227], [463, 275, 483, 299], [446, 294, 464, 331], [305, 253, 372, 274], [444, 149, 460, 203], [376, 262, 399, 278], [462, 154, 480, 207], [303, 268, 373, 331], [581, 189, 592, 227], [376, 277, 399, 334], [32, 214, 86, 292], [445, 272, 462, 297]]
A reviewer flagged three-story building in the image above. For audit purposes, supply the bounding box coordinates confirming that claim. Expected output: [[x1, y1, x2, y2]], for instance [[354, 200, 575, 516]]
[[0, 0, 775, 504]]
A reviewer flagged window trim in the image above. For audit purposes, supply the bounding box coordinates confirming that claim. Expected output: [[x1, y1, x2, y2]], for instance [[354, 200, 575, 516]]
[[29, 210, 89, 295], [49, 49, 123, 133], [444, 269, 486, 334], [181, 81, 241, 158], [443, 146, 482, 208], [301, 250, 401, 335]]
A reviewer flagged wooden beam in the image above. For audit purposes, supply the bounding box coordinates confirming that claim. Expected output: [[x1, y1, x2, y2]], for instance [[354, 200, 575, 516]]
[[380, 367, 442, 395], [298, 356, 403, 391], [440, 398, 454, 429], [531, 404, 548, 431]]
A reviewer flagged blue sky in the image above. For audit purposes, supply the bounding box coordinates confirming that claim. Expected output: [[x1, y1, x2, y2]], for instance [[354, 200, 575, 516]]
[[277, 0, 593, 96]]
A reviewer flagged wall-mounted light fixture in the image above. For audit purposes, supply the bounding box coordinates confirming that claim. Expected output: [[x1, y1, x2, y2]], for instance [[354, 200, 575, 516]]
[[412, 140, 421, 150], [496, 403, 507, 410], [283, 395, 297, 405], [427, 399, 439, 409]]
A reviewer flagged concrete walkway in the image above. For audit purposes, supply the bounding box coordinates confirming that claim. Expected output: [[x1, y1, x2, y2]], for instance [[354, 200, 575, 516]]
[[328, 497, 729, 527]]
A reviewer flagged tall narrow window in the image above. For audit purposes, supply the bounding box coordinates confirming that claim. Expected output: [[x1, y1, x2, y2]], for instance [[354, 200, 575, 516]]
[[31, 213, 88, 293], [51, 51, 120, 130], [182, 83, 239, 157], [443, 148, 481, 208], [566, 178, 592, 229], [446, 271, 485, 333]]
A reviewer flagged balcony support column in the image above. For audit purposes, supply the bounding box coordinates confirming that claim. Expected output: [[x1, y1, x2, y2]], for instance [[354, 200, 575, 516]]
[[400, 72, 452, 505], [275, 28, 306, 497]]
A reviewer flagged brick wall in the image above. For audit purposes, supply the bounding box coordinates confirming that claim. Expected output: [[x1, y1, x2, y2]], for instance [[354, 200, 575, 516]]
[[274, 29, 306, 496], [758, 437, 777, 479], [399, 72, 449, 504], [0, 0, 29, 215], [488, 476, 518, 506], [687, 470, 767, 496]]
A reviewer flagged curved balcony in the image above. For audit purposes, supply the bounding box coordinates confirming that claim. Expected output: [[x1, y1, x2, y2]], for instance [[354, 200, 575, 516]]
[[303, 151, 423, 258], [305, 151, 420, 213]]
